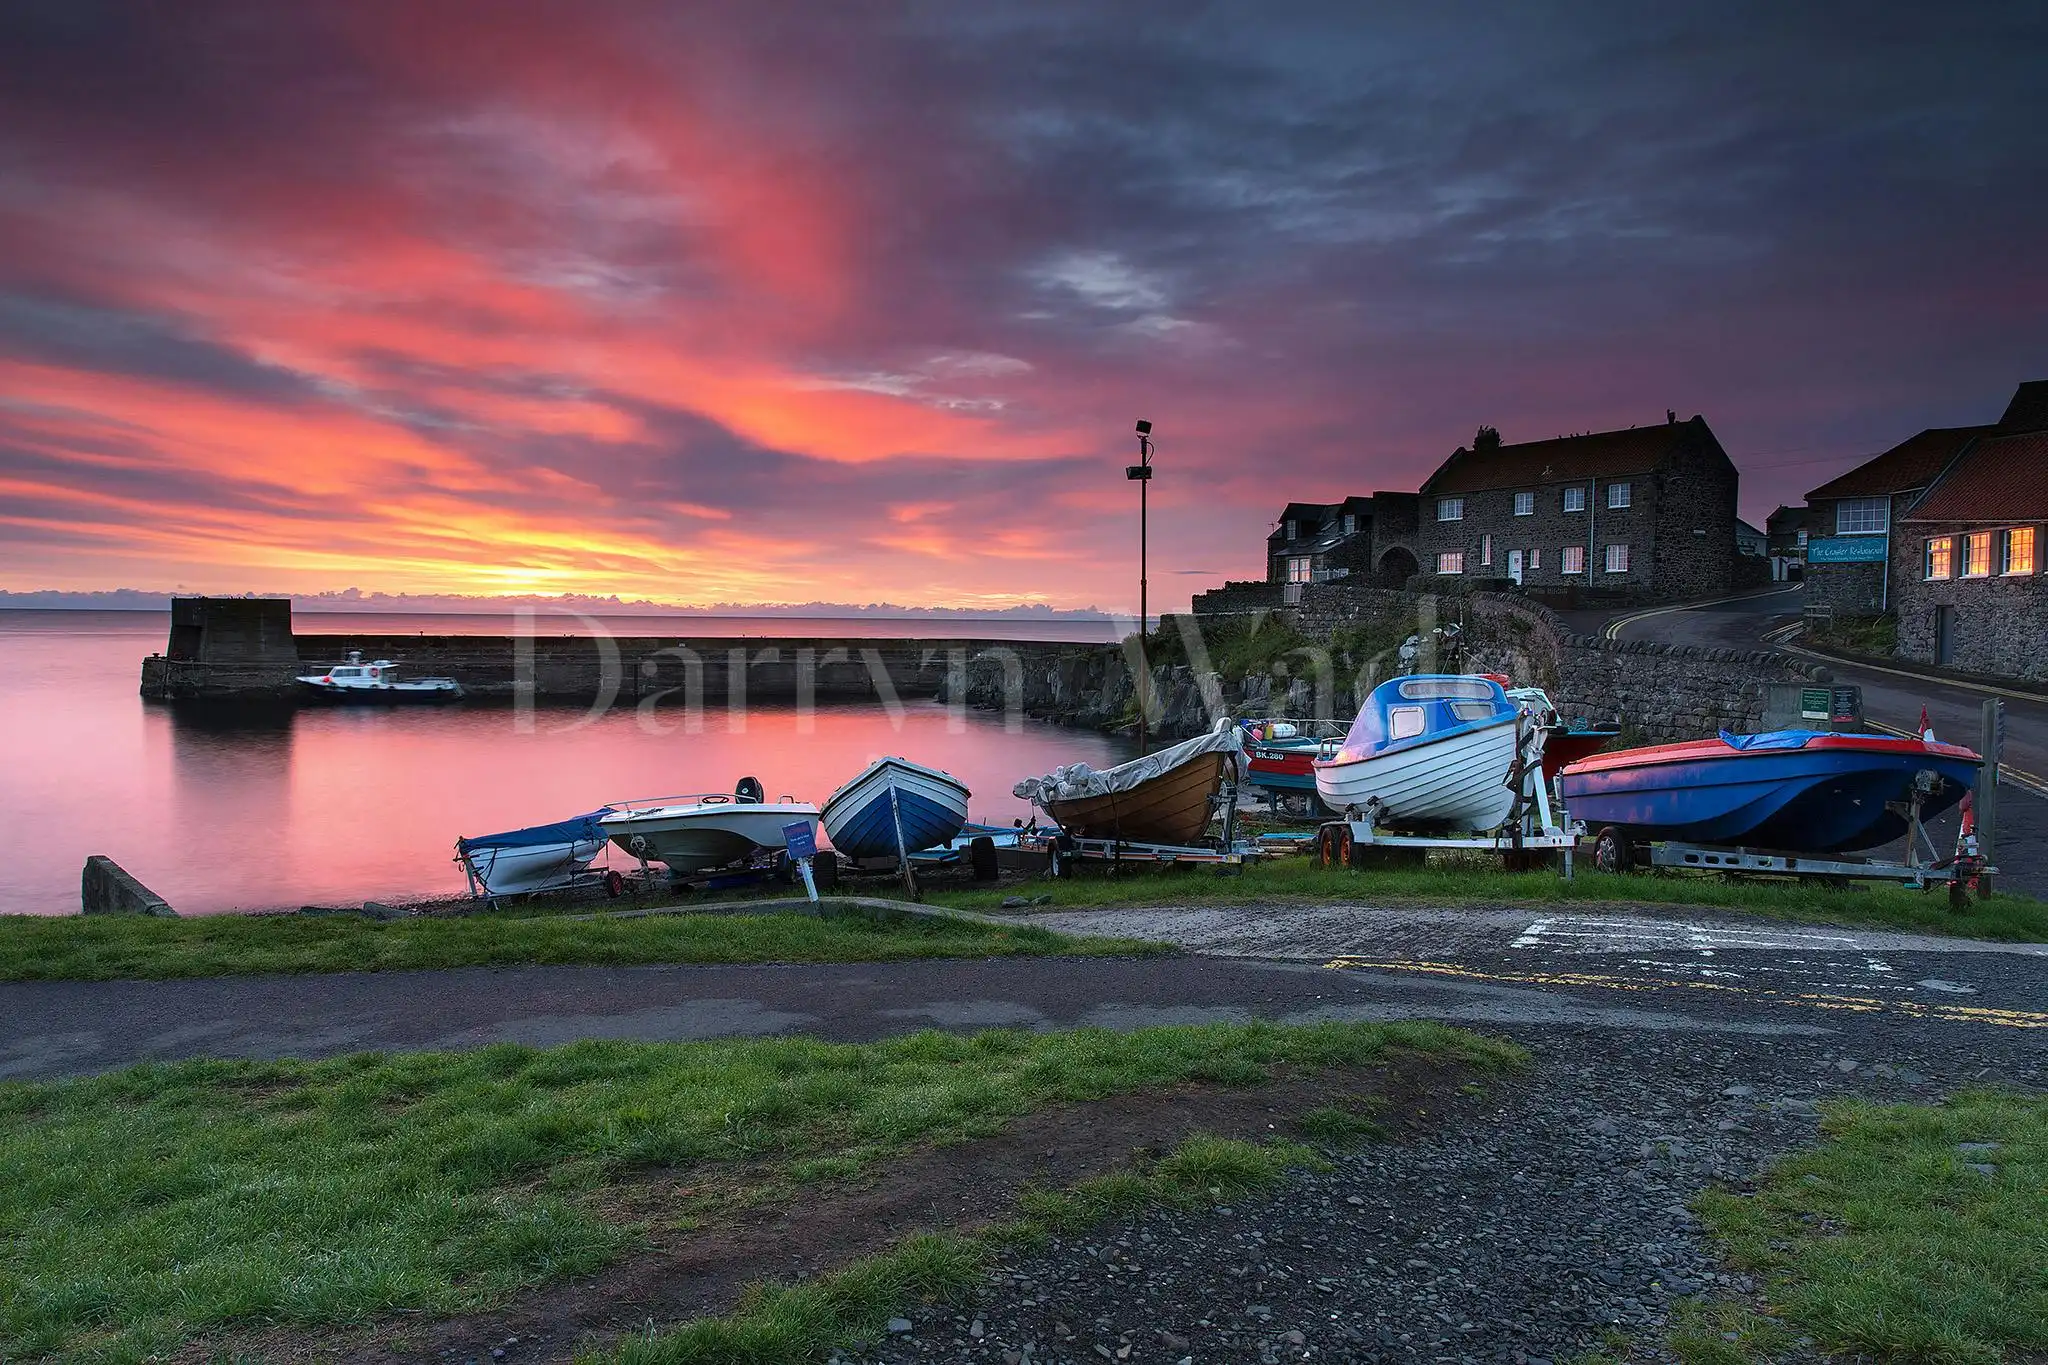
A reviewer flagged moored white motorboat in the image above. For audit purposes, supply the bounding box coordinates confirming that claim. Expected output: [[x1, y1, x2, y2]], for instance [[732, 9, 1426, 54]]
[[456, 809, 613, 896], [821, 756, 971, 860], [1313, 675, 1526, 832], [600, 784, 819, 873], [298, 650, 462, 701]]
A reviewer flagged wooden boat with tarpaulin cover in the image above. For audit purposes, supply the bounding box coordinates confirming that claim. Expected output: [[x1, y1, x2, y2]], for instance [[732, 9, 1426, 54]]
[[1013, 719, 1244, 846]]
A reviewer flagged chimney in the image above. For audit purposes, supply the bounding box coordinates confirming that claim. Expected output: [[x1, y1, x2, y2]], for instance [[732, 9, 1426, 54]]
[[1666, 409, 1676, 425]]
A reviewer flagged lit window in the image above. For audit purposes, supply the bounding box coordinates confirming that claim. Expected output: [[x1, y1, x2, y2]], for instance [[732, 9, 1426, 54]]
[[1605, 544, 1630, 574], [1514, 491, 1535, 516], [1835, 497, 1888, 535], [1438, 497, 1464, 521], [2003, 526, 2037, 575], [1561, 545, 1586, 575], [1963, 531, 1992, 577], [1607, 481, 1632, 510], [1481, 534, 1493, 566], [1563, 487, 1586, 513], [1287, 556, 1312, 584], [1436, 551, 1465, 574], [1925, 538, 1952, 580], [1529, 548, 1541, 570]]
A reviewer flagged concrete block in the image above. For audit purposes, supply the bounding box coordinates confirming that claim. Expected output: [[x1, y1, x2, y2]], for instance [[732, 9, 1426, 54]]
[[81, 856, 177, 916]]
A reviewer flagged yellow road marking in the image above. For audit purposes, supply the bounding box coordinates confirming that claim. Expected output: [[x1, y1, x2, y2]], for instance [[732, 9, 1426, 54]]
[[1864, 720, 2048, 799], [1322, 957, 2048, 1029], [1603, 585, 1802, 641]]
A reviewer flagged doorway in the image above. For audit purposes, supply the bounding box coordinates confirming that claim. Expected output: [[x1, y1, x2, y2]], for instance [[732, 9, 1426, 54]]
[[1935, 605, 1955, 665], [1507, 549, 1524, 585]]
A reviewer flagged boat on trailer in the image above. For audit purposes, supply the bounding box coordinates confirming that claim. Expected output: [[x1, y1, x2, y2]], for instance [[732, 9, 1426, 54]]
[[1559, 729, 1981, 855], [1313, 675, 1526, 832], [298, 650, 462, 701], [1014, 718, 1244, 847], [456, 809, 613, 896], [599, 781, 819, 873], [820, 756, 971, 861]]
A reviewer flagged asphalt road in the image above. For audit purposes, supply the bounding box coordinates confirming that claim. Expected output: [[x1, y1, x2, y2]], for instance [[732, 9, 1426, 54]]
[[7, 903, 2042, 1082], [1602, 586, 2048, 896]]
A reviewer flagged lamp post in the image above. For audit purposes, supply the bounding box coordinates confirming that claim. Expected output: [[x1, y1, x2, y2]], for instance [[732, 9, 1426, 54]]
[[1128, 420, 1154, 754]]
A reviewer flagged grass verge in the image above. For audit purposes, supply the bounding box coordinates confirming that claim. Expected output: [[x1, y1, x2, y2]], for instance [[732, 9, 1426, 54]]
[[0, 1019, 1519, 1363], [1686, 1088, 2047, 1365], [599, 1132, 1322, 1365], [0, 903, 1164, 982], [927, 857, 2048, 942]]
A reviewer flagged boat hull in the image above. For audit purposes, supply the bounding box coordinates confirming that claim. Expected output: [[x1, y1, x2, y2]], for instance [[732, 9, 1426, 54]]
[[601, 803, 821, 872], [821, 758, 970, 859], [1313, 714, 1520, 831], [1043, 750, 1230, 846], [1559, 735, 1980, 853], [461, 838, 607, 894], [298, 679, 463, 703]]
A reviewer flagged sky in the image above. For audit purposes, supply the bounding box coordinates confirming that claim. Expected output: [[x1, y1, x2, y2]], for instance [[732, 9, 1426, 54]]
[[1, 1, 2044, 614]]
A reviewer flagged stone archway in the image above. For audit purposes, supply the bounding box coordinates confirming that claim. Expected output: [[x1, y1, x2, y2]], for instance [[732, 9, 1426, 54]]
[[1376, 546, 1419, 587]]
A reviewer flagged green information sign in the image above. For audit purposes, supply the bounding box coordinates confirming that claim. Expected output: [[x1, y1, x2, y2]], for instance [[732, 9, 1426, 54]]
[[1799, 687, 1831, 720]]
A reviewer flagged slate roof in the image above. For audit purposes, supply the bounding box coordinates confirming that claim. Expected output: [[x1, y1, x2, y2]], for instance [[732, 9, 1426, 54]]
[[1902, 431, 2048, 523], [1421, 418, 1710, 495], [1804, 426, 1986, 501]]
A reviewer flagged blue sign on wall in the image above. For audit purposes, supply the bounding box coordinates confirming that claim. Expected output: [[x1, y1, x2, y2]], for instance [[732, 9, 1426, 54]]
[[1807, 537, 1888, 564]]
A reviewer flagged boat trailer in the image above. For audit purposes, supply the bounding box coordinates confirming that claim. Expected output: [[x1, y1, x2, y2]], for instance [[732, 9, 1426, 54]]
[[1024, 780, 1265, 876], [1314, 715, 1582, 875]]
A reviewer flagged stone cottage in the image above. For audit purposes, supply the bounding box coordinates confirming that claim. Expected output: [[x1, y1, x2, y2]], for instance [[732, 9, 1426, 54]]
[[1803, 425, 1986, 618]]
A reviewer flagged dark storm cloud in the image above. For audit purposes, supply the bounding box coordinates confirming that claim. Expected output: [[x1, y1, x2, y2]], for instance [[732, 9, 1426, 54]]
[[0, 292, 319, 402]]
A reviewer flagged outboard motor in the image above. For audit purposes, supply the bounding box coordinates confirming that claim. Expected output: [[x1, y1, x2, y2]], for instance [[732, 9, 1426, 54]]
[[735, 776, 765, 805]]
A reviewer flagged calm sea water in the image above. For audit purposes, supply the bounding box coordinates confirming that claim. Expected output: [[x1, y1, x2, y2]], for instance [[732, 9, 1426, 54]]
[[0, 611, 1130, 916]]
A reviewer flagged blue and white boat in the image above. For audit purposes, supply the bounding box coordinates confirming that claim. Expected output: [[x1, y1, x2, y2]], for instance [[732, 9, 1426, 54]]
[[1312, 675, 1524, 831], [456, 809, 612, 895], [821, 756, 971, 860]]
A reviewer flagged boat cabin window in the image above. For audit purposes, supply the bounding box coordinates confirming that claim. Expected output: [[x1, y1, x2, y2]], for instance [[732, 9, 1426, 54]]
[[1388, 707, 1426, 741], [1449, 701, 1497, 722], [1395, 678, 1494, 701]]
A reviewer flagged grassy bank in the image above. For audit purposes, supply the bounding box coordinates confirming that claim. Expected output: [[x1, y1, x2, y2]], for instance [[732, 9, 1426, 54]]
[[1686, 1089, 2047, 1365], [0, 1020, 1517, 1363], [928, 857, 2048, 942], [0, 903, 1163, 982]]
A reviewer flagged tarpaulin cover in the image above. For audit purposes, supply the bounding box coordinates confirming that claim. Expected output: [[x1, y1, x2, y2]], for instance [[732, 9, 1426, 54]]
[[1717, 730, 1821, 752], [1013, 717, 1244, 804], [457, 810, 612, 853]]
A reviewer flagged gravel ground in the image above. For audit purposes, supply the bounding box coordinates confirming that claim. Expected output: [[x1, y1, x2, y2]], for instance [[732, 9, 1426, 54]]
[[846, 1019, 2043, 1365]]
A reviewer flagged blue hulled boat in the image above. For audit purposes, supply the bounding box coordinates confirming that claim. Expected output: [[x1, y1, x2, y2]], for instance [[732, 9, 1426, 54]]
[[1559, 729, 1981, 853], [821, 756, 972, 860]]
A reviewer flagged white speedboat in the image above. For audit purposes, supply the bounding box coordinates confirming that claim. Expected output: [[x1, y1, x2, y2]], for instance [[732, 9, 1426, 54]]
[[600, 783, 819, 873], [1313, 675, 1529, 832], [820, 756, 970, 860], [298, 651, 462, 701], [456, 809, 612, 896]]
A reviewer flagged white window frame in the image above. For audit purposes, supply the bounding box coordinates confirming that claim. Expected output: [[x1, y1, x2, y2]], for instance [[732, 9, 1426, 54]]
[[1606, 481, 1632, 510], [1924, 537, 1952, 581], [1287, 556, 1313, 584], [1561, 545, 1586, 575], [1962, 531, 1992, 578], [1341, 513, 1356, 534], [1563, 487, 1586, 514], [1436, 551, 1466, 575], [1437, 497, 1465, 522], [2002, 526, 2037, 576], [1835, 497, 1888, 536], [1480, 533, 1493, 566], [1604, 543, 1630, 574], [1529, 548, 1541, 570], [1284, 519, 1297, 540], [1513, 491, 1535, 517]]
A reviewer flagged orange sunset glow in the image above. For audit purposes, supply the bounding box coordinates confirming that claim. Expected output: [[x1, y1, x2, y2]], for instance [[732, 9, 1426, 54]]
[[3, 4, 2044, 611]]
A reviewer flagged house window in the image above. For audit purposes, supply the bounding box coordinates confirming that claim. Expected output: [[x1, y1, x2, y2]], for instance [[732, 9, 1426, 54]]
[[1341, 514, 1356, 534], [1563, 487, 1586, 513], [1436, 551, 1465, 575], [1795, 530, 1808, 547], [2003, 527, 2037, 575], [1924, 538, 1952, 580], [1284, 519, 1297, 540], [1561, 545, 1586, 575], [1481, 534, 1493, 566], [1287, 556, 1313, 584], [1514, 491, 1535, 516], [1607, 481, 1632, 510], [1835, 497, 1888, 536], [1963, 531, 1992, 577], [1438, 497, 1464, 522], [1604, 544, 1630, 574], [1529, 548, 1541, 570]]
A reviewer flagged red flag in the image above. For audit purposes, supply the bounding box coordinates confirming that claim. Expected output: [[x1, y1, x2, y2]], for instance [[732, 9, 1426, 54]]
[[1919, 705, 1932, 741]]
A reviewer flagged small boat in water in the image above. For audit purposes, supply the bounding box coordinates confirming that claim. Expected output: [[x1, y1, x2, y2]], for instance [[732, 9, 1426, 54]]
[[600, 781, 819, 873], [1313, 675, 1524, 832], [1559, 729, 1981, 854], [821, 756, 970, 860], [456, 809, 612, 896], [298, 650, 462, 701], [1014, 718, 1244, 846]]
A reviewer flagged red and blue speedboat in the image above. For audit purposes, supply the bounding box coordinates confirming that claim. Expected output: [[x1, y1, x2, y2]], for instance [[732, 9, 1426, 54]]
[[1559, 730, 1981, 854]]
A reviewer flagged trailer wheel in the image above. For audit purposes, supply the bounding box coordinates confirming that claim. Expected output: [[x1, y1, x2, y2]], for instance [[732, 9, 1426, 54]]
[[1335, 824, 1357, 870], [810, 850, 839, 893], [968, 835, 999, 882], [1592, 826, 1634, 874], [1315, 825, 1340, 869], [1048, 839, 1069, 880], [603, 869, 626, 898]]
